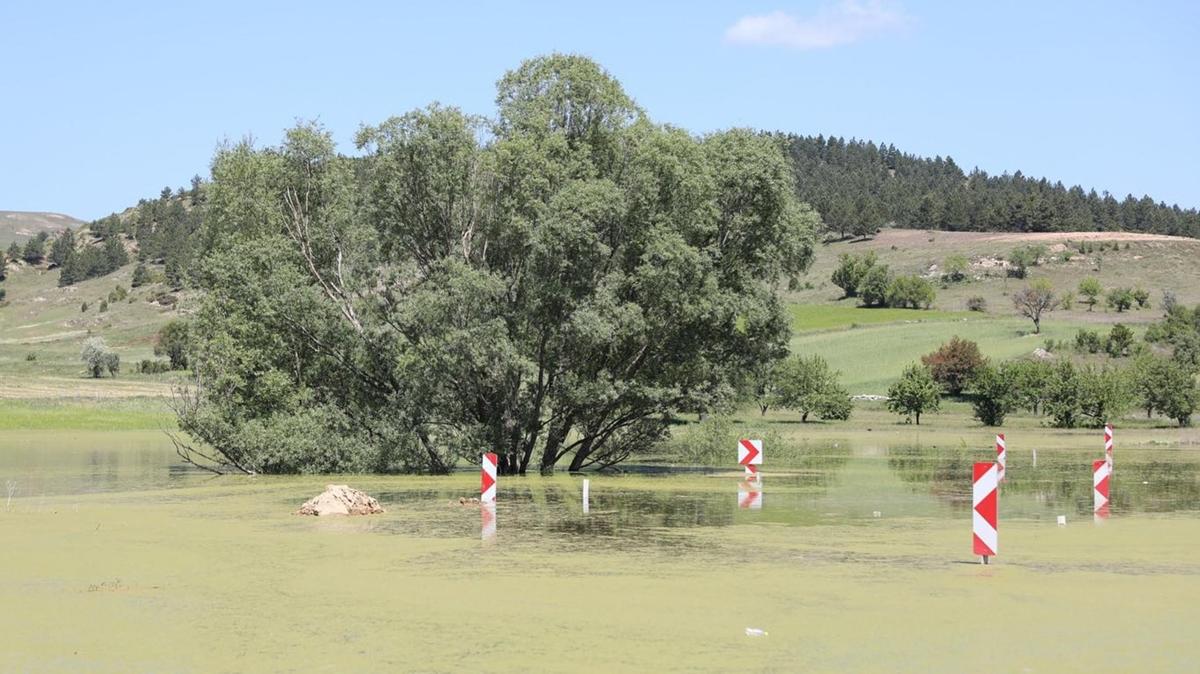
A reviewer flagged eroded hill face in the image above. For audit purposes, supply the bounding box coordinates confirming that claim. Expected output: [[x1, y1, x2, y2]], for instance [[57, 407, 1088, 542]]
[[0, 211, 85, 246]]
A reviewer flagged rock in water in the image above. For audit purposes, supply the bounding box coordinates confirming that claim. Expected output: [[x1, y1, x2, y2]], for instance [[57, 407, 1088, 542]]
[[295, 485, 385, 516]]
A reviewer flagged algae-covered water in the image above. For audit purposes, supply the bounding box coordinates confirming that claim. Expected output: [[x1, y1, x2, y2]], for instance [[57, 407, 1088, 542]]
[[2, 431, 1199, 672]]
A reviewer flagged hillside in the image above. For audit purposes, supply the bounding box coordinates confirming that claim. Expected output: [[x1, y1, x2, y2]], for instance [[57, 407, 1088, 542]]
[[0, 259, 188, 399], [785, 228, 1200, 393], [0, 211, 84, 246]]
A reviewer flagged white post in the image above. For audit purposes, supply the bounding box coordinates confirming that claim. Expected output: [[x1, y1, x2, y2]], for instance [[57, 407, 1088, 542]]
[[582, 479, 590, 514]]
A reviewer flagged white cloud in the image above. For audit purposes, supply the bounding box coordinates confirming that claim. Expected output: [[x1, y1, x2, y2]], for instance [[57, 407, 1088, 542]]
[[724, 1, 909, 50]]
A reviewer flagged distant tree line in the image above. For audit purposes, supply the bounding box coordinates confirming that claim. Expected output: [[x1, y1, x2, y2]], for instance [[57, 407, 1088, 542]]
[[784, 135, 1200, 239]]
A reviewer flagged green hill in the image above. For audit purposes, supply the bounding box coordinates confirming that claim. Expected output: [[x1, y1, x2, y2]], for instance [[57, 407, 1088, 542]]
[[0, 211, 84, 246]]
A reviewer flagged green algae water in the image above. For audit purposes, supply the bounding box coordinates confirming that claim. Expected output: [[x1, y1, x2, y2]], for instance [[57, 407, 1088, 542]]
[[2, 432, 1199, 672]]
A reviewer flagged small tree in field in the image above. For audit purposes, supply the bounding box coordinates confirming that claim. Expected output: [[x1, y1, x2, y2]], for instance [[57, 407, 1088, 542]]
[[773, 354, 852, 422], [81, 337, 119, 378], [887, 364, 941, 424], [921, 336, 985, 395], [830, 251, 876, 298], [1107, 287, 1134, 312], [1077, 277, 1102, 311], [970, 362, 1018, 426], [1012, 279, 1059, 334]]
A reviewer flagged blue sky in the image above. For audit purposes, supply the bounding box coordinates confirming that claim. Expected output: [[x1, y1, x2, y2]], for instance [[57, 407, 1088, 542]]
[[2, 1, 1197, 220]]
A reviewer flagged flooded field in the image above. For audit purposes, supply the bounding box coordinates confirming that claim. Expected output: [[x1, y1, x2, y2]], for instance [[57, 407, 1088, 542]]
[[2, 431, 1199, 672]]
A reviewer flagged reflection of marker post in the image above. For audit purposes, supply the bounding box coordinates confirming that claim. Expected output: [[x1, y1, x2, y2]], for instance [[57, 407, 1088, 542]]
[[738, 439, 762, 481], [737, 480, 762, 509], [582, 479, 590, 514], [481, 452, 497, 503], [973, 462, 998, 564], [1093, 459, 1111, 523], [1104, 424, 1114, 473], [995, 434, 1007, 481], [481, 501, 496, 542]]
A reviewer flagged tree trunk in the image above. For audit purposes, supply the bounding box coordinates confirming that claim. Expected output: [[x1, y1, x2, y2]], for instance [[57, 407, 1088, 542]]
[[915, 411, 921, 425], [567, 437, 594, 472], [802, 411, 810, 423], [1033, 317, 1041, 334]]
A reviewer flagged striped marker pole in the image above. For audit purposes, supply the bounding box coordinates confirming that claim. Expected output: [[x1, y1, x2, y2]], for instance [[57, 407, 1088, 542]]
[[973, 462, 999, 564], [481, 452, 497, 504], [995, 434, 1007, 481], [1104, 424, 1114, 473], [1093, 459, 1111, 523], [738, 439, 763, 481]]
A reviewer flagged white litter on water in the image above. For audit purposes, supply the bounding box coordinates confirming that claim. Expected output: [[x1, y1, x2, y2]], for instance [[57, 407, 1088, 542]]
[[745, 628, 768, 637], [1056, 515, 1067, 526]]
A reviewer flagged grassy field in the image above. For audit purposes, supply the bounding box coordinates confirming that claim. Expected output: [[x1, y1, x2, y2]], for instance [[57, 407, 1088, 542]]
[[0, 258, 187, 398]]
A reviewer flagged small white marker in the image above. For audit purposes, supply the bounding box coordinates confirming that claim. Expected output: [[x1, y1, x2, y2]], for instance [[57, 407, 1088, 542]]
[[582, 479, 590, 514], [1032, 448, 1038, 468], [1057, 515, 1067, 526], [872, 511, 882, 518]]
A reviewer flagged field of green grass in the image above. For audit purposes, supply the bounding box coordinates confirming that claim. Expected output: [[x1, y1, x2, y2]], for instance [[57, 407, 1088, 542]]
[[0, 259, 188, 399]]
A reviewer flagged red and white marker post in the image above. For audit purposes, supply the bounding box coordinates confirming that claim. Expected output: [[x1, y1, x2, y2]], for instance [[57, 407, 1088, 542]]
[[1105, 424, 1114, 472], [481, 452, 497, 504], [1093, 459, 1111, 523], [738, 439, 763, 481], [972, 462, 999, 564], [995, 433, 1007, 481], [737, 479, 763, 510]]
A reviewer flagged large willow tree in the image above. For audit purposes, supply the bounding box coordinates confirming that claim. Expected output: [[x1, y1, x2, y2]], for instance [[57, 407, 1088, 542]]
[[177, 54, 817, 475]]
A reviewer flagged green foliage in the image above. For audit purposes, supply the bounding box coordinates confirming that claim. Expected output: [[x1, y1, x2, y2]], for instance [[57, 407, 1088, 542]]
[[784, 136, 1200, 239], [1006, 244, 1045, 279], [49, 230, 74, 267], [1007, 359, 1053, 415], [859, 264, 891, 307], [6, 241, 19, 261], [1045, 360, 1082, 428], [921, 336, 985, 395], [1011, 278, 1059, 334], [941, 254, 968, 283], [98, 300, 108, 313], [1107, 287, 1134, 312], [886, 364, 941, 424], [771, 354, 852, 422], [885, 275, 936, 309], [154, 320, 191, 370], [1077, 277, 1102, 311], [1077, 365, 1132, 427], [970, 361, 1019, 426], [108, 285, 128, 303], [966, 296, 987, 312], [1132, 287, 1150, 309], [58, 237, 131, 287], [1132, 355, 1199, 425], [22, 232, 47, 264], [1105, 324, 1134, 357], [80, 337, 119, 378], [1075, 329, 1102, 354], [138, 359, 172, 374], [131, 263, 151, 288], [181, 56, 818, 475], [830, 251, 876, 298]]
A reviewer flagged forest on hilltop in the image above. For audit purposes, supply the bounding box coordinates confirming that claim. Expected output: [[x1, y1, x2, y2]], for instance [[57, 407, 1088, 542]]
[[786, 135, 1200, 240]]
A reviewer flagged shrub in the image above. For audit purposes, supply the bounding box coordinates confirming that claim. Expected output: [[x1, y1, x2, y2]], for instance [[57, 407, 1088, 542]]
[[99, 300, 108, 313], [1132, 287, 1150, 309], [859, 265, 891, 307], [942, 254, 968, 283], [886, 364, 941, 424], [1075, 329, 1102, 354], [1107, 287, 1134, 312], [921, 336, 985, 395], [1105, 324, 1134, 357], [970, 362, 1018, 426], [81, 302, 88, 313], [138, 359, 172, 374], [885, 275, 936, 309], [830, 252, 877, 298], [966, 296, 987, 313], [25, 352, 36, 361]]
